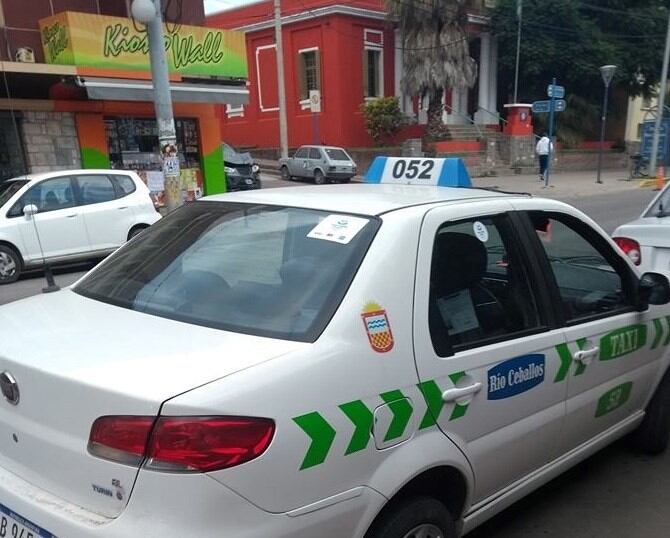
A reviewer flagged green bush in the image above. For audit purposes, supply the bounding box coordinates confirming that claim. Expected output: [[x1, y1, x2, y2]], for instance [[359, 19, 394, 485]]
[[361, 97, 405, 146]]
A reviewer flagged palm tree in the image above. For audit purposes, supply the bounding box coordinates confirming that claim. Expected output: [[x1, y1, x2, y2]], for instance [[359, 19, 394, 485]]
[[387, 0, 477, 139]]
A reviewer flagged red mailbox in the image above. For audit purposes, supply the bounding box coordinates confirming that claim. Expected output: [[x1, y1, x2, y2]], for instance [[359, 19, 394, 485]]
[[504, 104, 533, 136]]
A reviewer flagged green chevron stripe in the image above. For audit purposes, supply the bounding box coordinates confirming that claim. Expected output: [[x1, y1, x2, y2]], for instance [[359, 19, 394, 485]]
[[417, 380, 445, 429], [380, 390, 413, 442], [339, 400, 374, 455], [574, 338, 588, 376], [652, 318, 664, 350], [665, 317, 670, 346], [555, 343, 572, 382], [293, 412, 336, 470]]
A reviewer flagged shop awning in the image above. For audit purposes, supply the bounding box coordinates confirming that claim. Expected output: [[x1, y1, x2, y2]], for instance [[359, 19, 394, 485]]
[[75, 77, 249, 106]]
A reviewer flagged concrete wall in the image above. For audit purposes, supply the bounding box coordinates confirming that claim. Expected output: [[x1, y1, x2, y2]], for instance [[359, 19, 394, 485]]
[[21, 111, 80, 173]]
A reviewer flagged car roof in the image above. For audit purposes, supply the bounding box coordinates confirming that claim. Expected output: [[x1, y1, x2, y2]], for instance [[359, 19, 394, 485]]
[[19, 170, 132, 183], [202, 184, 519, 216]]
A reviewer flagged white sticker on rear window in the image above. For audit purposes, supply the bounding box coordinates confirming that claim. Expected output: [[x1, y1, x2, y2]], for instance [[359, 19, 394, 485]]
[[473, 221, 489, 242], [307, 214, 369, 244]]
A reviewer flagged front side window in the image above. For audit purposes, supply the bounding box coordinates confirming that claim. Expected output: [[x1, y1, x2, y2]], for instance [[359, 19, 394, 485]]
[[10, 177, 74, 216], [77, 175, 116, 205], [75, 202, 379, 342], [528, 212, 635, 322], [363, 48, 382, 98], [429, 215, 542, 355], [0, 179, 28, 210], [298, 50, 321, 101]]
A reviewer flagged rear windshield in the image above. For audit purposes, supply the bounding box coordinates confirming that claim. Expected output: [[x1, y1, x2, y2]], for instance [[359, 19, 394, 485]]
[[75, 202, 379, 342], [325, 148, 350, 161], [0, 180, 28, 208], [644, 183, 670, 218]]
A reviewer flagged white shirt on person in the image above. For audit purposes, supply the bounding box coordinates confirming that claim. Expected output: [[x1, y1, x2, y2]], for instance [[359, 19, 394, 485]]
[[536, 136, 553, 156]]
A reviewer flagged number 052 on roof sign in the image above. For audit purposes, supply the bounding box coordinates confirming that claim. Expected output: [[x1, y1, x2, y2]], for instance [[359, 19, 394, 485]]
[[364, 157, 472, 187]]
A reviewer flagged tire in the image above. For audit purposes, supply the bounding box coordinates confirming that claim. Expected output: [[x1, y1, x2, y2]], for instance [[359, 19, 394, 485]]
[[280, 166, 291, 181], [365, 497, 455, 538], [314, 169, 326, 185], [0, 245, 22, 285], [631, 371, 670, 454], [128, 226, 147, 241]]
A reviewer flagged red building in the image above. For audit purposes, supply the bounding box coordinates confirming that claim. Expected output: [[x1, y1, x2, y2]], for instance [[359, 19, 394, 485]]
[[207, 0, 498, 150]]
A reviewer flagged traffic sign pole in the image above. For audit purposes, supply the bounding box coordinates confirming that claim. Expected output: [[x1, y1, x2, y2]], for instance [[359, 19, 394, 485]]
[[545, 77, 557, 187]]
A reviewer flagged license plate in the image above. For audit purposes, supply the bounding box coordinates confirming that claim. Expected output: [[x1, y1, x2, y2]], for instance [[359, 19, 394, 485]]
[[0, 504, 55, 538]]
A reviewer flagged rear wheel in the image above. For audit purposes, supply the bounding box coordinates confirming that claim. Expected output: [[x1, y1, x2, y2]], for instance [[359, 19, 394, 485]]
[[631, 371, 670, 454], [0, 245, 21, 285], [127, 225, 148, 241], [314, 169, 326, 185], [365, 497, 455, 538], [280, 166, 291, 181]]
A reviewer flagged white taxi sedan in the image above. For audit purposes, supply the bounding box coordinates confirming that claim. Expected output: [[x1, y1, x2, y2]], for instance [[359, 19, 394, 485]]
[[0, 170, 161, 284], [0, 158, 669, 538], [613, 179, 670, 276]]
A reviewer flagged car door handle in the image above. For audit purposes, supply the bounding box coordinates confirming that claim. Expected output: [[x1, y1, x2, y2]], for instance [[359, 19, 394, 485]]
[[573, 347, 599, 364], [442, 383, 482, 403], [118, 206, 129, 210], [65, 213, 77, 218]]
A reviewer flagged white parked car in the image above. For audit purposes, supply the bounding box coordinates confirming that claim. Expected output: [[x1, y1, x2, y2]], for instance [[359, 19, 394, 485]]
[[613, 180, 670, 276], [0, 170, 161, 283], [0, 158, 669, 538]]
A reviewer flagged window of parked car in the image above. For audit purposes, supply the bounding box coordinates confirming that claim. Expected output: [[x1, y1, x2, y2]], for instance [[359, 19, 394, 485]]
[[309, 148, 322, 160], [644, 184, 670, 218], [294, 147, 309, 159], [428, 215, 543, 356], [527, 211, 637, 323], [76, 175, 116, 205], [75, 202, 380, 342], [7, 177, 75, 217], [324, 148, 350, 161], [111, 175, 137, 197], [0, 179, 28, 209]]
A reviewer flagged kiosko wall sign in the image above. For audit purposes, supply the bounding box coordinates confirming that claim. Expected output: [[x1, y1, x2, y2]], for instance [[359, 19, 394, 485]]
[[39, 12, 247, 78]]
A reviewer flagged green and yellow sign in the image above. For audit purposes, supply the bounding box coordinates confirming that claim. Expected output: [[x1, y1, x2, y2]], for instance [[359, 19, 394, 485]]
[[39, 11, 247, 78]]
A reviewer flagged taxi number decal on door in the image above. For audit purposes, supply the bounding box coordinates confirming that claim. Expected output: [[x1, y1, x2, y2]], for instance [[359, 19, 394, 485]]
[[595, 382, 633, 418], [293, 371, 469, 470]]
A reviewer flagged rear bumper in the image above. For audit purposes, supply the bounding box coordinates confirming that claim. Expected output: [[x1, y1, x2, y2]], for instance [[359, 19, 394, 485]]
[[326, 172, 355, 180], [0, 465, 385, 537]]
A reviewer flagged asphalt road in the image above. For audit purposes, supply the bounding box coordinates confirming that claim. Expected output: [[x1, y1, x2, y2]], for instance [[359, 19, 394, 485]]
[[1, 181, 668, 537]]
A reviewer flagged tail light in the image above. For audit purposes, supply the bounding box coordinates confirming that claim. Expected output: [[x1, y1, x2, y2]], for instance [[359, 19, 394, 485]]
[[89, 416, 275, 473], [613, 237, 641, 266]]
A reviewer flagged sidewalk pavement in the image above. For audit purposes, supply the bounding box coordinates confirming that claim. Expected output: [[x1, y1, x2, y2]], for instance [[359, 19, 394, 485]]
[[258, 157, 658, 200]]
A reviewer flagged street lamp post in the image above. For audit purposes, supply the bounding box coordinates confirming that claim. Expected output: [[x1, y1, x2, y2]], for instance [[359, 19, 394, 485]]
[[131, 0, 181, 212], [596, 64, 617, 184]]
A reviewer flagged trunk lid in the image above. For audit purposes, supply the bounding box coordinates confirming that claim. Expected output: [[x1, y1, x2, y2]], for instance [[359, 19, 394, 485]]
[[614, 218, 670, 248], [0, 290, 303, 517]]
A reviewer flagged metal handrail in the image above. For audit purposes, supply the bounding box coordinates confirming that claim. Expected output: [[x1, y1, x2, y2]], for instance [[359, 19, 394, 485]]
[[441, 102, 483, 138]]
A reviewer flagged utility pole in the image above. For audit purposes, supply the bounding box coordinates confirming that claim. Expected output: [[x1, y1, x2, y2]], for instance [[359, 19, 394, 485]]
[[274, 0, 289, 159], [513, 0, 522, 103], [132, 0, 181, 212], [650, 9, 670, 176]]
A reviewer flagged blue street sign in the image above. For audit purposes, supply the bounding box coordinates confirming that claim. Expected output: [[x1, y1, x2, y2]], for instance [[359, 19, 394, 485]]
[[532, 99, 566, 113], [547, 84, 565, 98]]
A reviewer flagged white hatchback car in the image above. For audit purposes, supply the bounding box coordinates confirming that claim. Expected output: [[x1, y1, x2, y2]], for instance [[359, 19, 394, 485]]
[[0, 158, 669, 538], [613, 180, 670, 276], [0, 170, 161, 283]]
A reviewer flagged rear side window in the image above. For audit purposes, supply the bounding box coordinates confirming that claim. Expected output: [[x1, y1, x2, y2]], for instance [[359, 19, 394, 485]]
[[429, 215, 543, 356], [75, 202, 380, 342], [76, 175, 116, 205], [309, 148, 322, 160], [325, 148, 350, 161], [112, 175, 136, 197], [294, 147, 309, 159]]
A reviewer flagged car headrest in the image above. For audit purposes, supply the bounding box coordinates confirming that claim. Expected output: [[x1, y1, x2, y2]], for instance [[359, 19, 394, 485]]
[[431, 232, 487, 295]]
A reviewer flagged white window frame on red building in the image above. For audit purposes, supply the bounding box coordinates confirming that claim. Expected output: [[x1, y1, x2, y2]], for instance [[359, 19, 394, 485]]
[[363, 29, 384, 101]]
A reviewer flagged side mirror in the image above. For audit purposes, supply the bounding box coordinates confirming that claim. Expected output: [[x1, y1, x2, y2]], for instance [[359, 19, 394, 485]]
[[637, 272, 670, 311], [23, 204, 38, 218]]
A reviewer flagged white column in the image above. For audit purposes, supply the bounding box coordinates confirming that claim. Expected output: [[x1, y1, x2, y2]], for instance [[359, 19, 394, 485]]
[[488, 36, 498, 122], [448, 87, 468, 124], [442, 89, 450, 124], [474, 32, 491, 125]]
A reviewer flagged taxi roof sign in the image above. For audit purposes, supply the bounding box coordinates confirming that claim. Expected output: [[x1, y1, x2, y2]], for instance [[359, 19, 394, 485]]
[[364, 157, 472, 187]]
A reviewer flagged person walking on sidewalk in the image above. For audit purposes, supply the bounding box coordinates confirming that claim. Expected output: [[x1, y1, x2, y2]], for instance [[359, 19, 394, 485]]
[[535, 133, 553, 182]]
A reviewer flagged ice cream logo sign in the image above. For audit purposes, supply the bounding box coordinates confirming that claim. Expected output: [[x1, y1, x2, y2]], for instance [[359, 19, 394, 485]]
[[41, 22, 69, 62]]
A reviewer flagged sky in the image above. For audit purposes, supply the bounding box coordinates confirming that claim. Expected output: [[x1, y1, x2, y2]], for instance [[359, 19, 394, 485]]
[[204, 0, 252, 14]]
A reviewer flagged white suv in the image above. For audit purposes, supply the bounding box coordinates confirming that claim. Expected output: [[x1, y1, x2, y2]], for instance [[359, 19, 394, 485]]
[[0, 170, 161, 284]]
